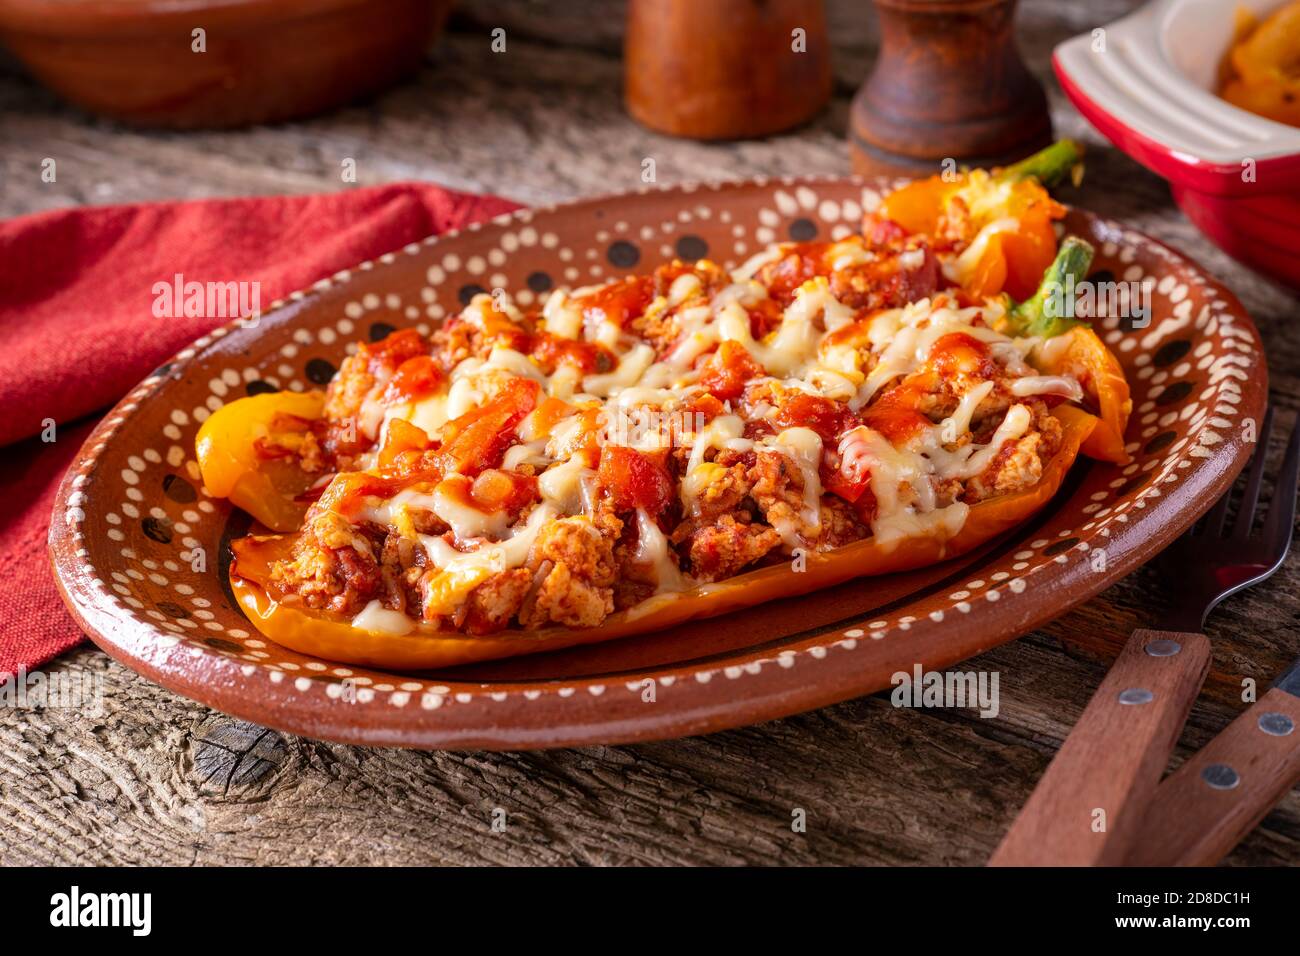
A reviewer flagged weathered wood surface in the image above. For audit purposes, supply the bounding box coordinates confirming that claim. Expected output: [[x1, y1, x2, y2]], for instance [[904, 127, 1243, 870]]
[[1, 0, 1297, 866]]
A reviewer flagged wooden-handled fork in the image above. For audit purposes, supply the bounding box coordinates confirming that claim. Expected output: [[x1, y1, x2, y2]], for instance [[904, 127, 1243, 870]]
[[990, 408, 1300, 867]]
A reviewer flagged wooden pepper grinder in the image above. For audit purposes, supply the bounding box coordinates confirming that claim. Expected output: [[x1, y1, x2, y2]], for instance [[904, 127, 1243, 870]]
[[850, 0, 1052, 176], [624, 0, 833, 140]]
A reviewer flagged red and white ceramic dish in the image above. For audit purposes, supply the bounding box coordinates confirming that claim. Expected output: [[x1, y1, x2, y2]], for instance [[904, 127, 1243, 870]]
[[49, 178, 1267, 750], [1054, 0, 1300, 288]]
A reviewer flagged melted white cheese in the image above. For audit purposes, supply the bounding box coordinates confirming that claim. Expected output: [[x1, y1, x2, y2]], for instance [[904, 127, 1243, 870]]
[[1010, 375, 1084, 401], [634, 508, 689, 591], [352, 599, 415, 635], [418, 503, 558, 616], [756, 427, 824, 547], [538, 455, 595, 515], [583, 343, 655, 397], [542, 289, 583, 339], [319, 230, 1091, 625], [838, 396, 1035, 550], [852, 301, 1007, 410], [433, 478, 509, 541]]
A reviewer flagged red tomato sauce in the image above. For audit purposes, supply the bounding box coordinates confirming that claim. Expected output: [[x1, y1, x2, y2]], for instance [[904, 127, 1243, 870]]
[[595, 446, 674, 514], [575, 275, 654, 328]]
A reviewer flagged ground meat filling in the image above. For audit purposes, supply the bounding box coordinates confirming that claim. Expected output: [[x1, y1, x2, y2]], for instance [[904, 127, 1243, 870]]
[[270, 511, 385, 617], [269, 383, 1067, 635], [258, 231, 1082, 636], [518, 518, 617, 629], [962, 401, 1063, 504], [461, 568, 532, 635], [679, 514, 783, 583]]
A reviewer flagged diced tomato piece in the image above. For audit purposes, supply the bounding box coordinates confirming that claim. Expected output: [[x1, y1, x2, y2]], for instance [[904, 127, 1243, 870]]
[[595, 446, 674, 514], [927, 332, 997, 387], [358, 328, 426, 375], [575, 276, 654, 328], [756, 243, 831, 305], [315, 471, 407, 520], [851, 484, 878, 524], [471, 469, 539, 516], [861, 213, 910, 250], [771, 392, 856, 445], [529, 332, 615, 374], [680, 393, 726, 424], [822, 464, 864, 503], [861, 383, 933, 445], [823, 434, 879, 523], [377, 417, 431, 469], [747, 298, 784, 339], [381, 355, 444, 406], [437, 377, 541, 477], [823, 465, 878, 519], [698, 341, 766, 401]]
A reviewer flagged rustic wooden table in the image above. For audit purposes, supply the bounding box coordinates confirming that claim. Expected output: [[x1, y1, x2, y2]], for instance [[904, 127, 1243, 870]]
[[2, 0, 1297, 866]]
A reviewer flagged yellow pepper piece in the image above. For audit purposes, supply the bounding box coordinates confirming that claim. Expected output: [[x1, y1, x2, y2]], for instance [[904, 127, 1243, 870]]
[[1222, 2, 1300, 126], [195, 390, 326, 531]]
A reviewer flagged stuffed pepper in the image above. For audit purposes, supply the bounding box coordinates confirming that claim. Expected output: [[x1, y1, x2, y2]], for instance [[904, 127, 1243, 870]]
[[197, 141, 1132, 669]]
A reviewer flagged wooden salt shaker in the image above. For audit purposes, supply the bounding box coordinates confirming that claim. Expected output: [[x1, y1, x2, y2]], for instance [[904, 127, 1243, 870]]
[[624, 0, 833, 140], [849, 0, 1052, 176]]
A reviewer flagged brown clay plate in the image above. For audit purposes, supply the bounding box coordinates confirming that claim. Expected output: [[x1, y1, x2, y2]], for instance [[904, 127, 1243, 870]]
[[48, 178, 1268, 750]]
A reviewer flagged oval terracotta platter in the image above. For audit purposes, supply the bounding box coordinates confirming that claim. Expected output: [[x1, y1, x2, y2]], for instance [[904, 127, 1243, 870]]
[[49, 178, 1267, 750]]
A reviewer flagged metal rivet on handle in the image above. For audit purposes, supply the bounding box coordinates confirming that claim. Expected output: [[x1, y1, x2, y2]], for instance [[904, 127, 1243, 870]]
[[1201, 764, 1240, 790], [1257, 712, 1295, 737], [1145, 639, 1182, 657], [1118, 688, 1154, 706]]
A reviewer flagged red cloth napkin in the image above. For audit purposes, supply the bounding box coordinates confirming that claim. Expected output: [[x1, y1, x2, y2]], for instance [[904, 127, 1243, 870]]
[[0, 183, 518, 679]]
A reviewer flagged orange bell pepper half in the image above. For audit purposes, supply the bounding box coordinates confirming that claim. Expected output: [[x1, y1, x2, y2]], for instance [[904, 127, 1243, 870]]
[[965, 233, 1010, 301], [1036, 327, 1133, 464], [195, 390, 326, 532], [998, 210, 1059, 301], [227, 407, 1100, 670], [879, 175, 951, 237], [879, 141, 1081, 300]]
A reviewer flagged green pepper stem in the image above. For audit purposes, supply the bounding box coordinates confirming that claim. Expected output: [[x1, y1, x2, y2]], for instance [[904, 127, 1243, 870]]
[[1008, 236, 1096, 339], [996, 140, 1085, 188]]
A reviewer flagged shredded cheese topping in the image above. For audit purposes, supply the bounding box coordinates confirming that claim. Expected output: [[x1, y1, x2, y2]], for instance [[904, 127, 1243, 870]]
[[316, 232, 1085, 627]]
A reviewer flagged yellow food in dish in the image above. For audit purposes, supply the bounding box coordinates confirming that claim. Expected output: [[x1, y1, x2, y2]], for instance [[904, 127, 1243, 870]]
[[1220, 2, 1300, 127]]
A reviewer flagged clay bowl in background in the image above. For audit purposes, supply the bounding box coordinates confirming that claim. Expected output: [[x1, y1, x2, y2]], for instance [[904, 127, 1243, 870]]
[[0, 0, 453, 128]]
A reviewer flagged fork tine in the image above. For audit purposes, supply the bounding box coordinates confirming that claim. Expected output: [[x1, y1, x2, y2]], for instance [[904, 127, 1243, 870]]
[[1232, 405, 1275, 537], [1261, 413, 1300, 549]]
